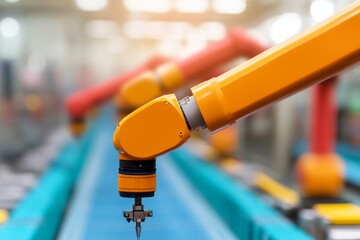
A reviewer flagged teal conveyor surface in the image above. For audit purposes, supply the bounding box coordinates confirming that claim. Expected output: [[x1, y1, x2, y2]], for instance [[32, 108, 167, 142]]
[[0, 117, 100, 240], [58, 113, 236, 240], [0, 109, 319, 240], [170, 149, 313, 240]]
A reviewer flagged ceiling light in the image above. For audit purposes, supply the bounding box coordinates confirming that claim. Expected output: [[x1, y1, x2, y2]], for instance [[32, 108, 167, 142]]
[[107, 36, 127, 55], [157, 39, 182, 56], [270, 13, 302, 44], [86, 20, 118, 38], [123, 0, 171, 13], [167, 22, 191, 40], [174, 0, 209, 13], [212, 0, 247, 14], [75, 0, 108, 11], [310, 0, 335, 22], [201, 22, 226, 40], [123, 21, 192, 40], [0, 17, 20, 38], [123, 21, 224, 42], [123, 21, 148, 39]]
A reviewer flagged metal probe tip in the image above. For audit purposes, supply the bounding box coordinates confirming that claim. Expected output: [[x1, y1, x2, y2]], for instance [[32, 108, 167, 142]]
[[123, 197, 152, 240], [135, 221, 141, 240]]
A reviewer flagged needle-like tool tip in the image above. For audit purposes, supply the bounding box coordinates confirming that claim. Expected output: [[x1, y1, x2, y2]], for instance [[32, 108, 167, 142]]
[[135, 221, 141, 240]]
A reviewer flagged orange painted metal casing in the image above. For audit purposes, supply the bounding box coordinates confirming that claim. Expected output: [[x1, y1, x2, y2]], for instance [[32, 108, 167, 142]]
[[118, 63, 184, 110], [118, 174, 156, 193], [118, 152, 156, 195], [114, 94, 190, 159], [115, 1, 360, 198], [296, 153, 344, 197], [118, 28, 267, 110], [192, 1, 360, 132]]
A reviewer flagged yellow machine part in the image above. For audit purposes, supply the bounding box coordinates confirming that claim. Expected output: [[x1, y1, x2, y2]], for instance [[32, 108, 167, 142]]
[[192, 1, 360, 132], [209, 124, 238, 155], [0, 209, 8, 224], [255, 172, 300, 206], [296, 153, 344, 197], [118, 62, 184, 110], [119, 71, 163, 110], [25, 94, 42, 112], [156, 62, 184, 91], [314, 203, 360, 225], [219, 158, 242, 174], [68, 121, 86, 137], [118, 174, 156, 193], [113, 94, 190, 159]]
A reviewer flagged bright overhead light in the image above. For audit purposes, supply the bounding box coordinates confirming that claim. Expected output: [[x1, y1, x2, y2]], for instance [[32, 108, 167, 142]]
[[310, 0, 335, 22], [123, 0, 171, 13], [123, 21, 145, 39], [0, 17, 20, 38], [201, 22, 226, 40], [270, 13, 302, 44], [174, 0, 209, 13], [106, 36, 127, 55], [5, 0, 20, 3], [167, 22, 192, 40], [124, 21, 190, 40], [75, 0, 108, 11], [86, 20, 118, 38], [212, 0, 247, 14], [123, 20, 223, 41], [156, 39, 182, 56], [180, 28, 207, 59]]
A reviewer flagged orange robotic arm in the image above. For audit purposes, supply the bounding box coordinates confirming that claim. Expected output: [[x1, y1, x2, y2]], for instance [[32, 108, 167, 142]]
[[113, 0, 360, 234], [115, 1, 360, 158], [118, 28, 266, 110]]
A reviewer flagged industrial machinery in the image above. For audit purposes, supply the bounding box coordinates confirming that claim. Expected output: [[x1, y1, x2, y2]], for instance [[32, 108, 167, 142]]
[[67, 27, 266, 136], [115, 27, 266, 113], [299, 203, 360, 239], [296, 77, 342, 198], [65, 55, 168, 136], [65, 26, 266, 240], [113, 1, 360, 238], [114, 28, 267, 240]]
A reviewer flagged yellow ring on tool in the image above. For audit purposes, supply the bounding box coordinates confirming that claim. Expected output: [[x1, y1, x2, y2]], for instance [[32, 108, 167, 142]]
[[118, 174, 156, 193]]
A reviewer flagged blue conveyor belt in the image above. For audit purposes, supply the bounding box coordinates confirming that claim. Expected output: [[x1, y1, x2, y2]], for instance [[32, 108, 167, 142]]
[[58, 116, 236, 240], [169, 149, 313, 240], [0, 118, 99, 240]]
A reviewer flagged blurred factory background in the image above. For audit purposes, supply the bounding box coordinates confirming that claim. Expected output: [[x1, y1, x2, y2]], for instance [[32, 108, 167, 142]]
[[0, 0, 360, 240]]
